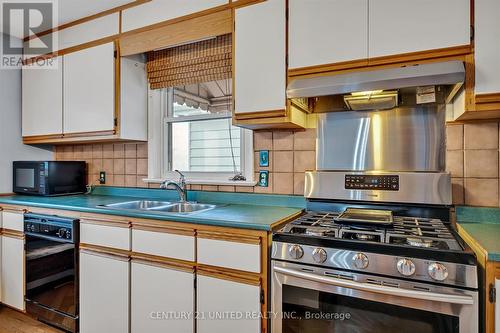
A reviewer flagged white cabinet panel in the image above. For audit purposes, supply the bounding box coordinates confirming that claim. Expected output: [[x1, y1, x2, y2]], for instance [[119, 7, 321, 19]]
[[22, 57, 63, 136], [197, 238, 260, 273], [58, 13, 119, 51], [234, 0, 286, 114], [131, 262, 194, 333], [369, 0, 470, 58], [1, 211, 24, 232], [475, 0, 500, 94], [1, 236, 25, 311], [288, 0, 368, 69], [122, 0, 228, 32], [197, 275, 260, 333], [132, 229, 194, 261], [80, 252, 129, 333], [63, 42, 115, 134], [80, 223, 130, 250]]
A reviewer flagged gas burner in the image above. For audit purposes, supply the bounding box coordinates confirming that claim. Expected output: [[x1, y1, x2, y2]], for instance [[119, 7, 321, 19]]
[[305, 228, 329, 237], [406, 237, 434, 248], [355, 233, 376, 241]]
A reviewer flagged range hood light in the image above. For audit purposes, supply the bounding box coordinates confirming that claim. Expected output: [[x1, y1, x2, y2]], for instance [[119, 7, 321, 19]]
[[351, 90, 384, 97]]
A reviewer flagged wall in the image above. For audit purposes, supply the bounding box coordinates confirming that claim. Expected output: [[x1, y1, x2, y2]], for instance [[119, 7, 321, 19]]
[[446, 122, 500, 207], [0, 34, 53, 193], [55, 122, 500, 207]]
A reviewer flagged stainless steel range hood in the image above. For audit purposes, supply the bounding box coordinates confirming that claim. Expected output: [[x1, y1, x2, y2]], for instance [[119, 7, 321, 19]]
[[286, 61, 465, 99]]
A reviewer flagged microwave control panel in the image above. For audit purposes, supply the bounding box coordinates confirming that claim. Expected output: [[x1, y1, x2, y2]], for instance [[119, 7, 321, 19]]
[[345, 175, 399, 191]]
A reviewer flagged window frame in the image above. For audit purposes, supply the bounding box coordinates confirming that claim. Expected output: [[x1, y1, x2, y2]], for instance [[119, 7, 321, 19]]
[[145, 87, 255, 186]]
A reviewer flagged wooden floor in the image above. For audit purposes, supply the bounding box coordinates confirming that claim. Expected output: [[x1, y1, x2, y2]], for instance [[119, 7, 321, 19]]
[[0, 307, 63, 333]]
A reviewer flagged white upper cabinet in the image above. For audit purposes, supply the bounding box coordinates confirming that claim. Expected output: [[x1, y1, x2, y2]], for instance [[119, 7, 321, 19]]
[[288, 0, 368, 69], [234, 0, 286, 114], [474, 0, 500, 94], [121, 0, 228, 32], [22, 57, 63, 137], [63, 42, 115, 134], [369, 0, 470, 58]]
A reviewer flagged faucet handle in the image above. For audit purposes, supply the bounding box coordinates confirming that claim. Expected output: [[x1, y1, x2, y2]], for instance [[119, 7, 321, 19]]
[[174, 170, 186, 185]]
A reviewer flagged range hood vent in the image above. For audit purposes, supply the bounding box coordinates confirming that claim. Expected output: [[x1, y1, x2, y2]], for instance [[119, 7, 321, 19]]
[[287, 61, 465, 99]]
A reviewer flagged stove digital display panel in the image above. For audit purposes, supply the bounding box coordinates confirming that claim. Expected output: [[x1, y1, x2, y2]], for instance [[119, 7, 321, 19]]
[[345, 175, 399, 191]]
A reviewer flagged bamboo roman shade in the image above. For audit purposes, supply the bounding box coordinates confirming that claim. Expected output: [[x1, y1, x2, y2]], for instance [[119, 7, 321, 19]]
[[146, 34, 232, 89]]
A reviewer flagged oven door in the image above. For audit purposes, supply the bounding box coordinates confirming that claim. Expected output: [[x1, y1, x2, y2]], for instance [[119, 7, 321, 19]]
[[272, 261, 478, 333]]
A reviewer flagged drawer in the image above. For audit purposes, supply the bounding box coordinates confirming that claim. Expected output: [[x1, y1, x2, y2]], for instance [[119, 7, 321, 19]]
[[132, 227, 195, 262], [80, 220, 130, 251], [197, 232, 261, 273], [2, 210, 24, 232]]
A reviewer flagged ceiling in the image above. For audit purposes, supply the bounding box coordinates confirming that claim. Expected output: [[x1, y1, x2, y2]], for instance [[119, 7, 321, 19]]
[[1, 0, 135, 38]]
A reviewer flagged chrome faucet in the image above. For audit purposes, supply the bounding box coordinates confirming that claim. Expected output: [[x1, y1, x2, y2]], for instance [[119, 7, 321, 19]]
[[160, 170, 187, 202]]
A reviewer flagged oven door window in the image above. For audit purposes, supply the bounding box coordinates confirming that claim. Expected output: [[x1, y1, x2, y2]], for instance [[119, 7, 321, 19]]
[[25, 235, 77, 316], [282, 285, 459, 333]]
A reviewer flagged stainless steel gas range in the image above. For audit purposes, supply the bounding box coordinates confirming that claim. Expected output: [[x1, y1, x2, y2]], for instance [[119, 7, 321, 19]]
[[271, 171, 478, 333]]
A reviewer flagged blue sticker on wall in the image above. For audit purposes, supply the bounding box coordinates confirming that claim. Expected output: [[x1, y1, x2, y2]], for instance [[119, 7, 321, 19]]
[[259, 150, 269, 167], [258, 171, 269, 187]]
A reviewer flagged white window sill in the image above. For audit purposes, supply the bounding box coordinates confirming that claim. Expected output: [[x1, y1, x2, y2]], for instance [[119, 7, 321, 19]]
[[143, 178, 257, 187]]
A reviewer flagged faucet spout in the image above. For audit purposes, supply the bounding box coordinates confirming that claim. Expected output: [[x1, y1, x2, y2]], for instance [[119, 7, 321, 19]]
[[160, 170, 188, 202]]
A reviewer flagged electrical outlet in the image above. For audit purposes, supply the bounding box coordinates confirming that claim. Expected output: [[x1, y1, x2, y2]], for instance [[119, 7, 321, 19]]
[[99, 172, 106, 184]]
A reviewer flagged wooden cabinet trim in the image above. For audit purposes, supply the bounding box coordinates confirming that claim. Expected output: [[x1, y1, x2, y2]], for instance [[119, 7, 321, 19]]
[[197, 264, 261, 286], [476, 93, 500, 104], [1, 229, 25, 240], [131, 252, 195, 273], [0, 206, 27, 213], [80, 217, 130, 228], [288, 44, 472, 78], [234, 109, 287, 120], [80, 243, 131, 261], [197, 230, 261, 245]]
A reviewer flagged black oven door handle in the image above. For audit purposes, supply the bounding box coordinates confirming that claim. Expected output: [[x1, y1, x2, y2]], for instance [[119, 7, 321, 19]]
[[274, 266, 474, 305]]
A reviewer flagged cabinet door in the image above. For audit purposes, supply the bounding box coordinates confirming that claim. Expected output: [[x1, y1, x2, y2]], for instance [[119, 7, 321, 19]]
[[63, 42, 115, 134], [197, 275, 260, 333], [1, 236, 25, 311], [131, 262, 194, 333], [122, 0, 228, 32], [79, 252, 129, 333], [22, 57, 63, 137], [234, 0, 286, 114], [288, 0, 368, 69], [475, 0, 500, 94], [369, 0, 470, 58]]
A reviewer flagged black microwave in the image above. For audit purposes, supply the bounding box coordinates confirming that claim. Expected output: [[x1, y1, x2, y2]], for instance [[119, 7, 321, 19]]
[[13, 161, 87, 196]]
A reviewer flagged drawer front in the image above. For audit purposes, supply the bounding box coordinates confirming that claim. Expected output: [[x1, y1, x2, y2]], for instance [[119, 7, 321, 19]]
[[2, 211, 24, 232], [197, 237, 261, 273], [80, 223, 130, 250], [132, 229, 195, 262]]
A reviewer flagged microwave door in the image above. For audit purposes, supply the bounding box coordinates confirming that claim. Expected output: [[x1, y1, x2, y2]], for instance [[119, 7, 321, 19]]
[[14, 163, 41, 195]]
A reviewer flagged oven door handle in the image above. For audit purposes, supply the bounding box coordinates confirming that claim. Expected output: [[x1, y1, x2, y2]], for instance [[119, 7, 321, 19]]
[[274, 266, 474, 305]]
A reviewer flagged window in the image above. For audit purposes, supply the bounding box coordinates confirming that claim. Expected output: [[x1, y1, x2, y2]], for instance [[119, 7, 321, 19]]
[[147, 80, 254, 185]]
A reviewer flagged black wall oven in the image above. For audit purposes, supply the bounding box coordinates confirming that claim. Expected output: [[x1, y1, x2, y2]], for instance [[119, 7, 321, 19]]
[[13, 161, 86, 196], [25, 213, 79, 332]]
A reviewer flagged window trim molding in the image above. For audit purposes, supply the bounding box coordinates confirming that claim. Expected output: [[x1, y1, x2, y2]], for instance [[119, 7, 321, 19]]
[[147, 87, 255, 186]]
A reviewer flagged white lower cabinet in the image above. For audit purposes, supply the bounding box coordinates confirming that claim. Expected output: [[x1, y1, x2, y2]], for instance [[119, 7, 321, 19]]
[[79, 252, 129, 333], [197, 275, 261, 333], [1, 236, 25, 311], [131, 261, 195, 333]]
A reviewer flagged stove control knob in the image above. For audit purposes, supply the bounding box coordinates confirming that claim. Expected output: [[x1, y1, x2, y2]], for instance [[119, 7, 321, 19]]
[[428, 262, 448, 281], [396, 258, 416, 276], [352, 253, 369, 269], [312, 248, 327, 263], [288, 244, 304, 260]]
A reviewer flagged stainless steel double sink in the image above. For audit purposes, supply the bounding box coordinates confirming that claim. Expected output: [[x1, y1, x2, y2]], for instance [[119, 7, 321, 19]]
[[99, 200, 217, 214]]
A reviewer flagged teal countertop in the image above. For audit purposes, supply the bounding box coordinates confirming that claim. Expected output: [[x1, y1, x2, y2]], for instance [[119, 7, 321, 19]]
[[456, 206, 500, 262], [0, 187, 305, 231]]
